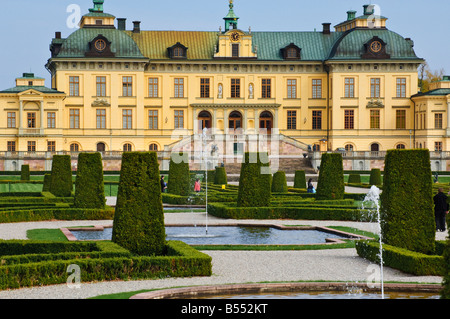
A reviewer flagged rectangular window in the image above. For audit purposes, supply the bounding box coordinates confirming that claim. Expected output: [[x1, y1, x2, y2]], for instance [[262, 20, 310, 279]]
[[122, 76, 133, 97], [27, 141, 36, 152], [122, 109, 132, 129], [7, 112, 16, 128], [312, 111, 322, 130], [69, 76, 80, 97], [174, 110, 184, 129], [287, 110, 297, 130], [174, 78, 184, 98], [344, 78, 355, 98], [200, 78, 210, 98], [370, 78, 381, 98], [435, 113, 443, 129], [312, 79, 322, 99], [96, 76, 106, 97], [344, 110, 355, 130], [47, 112, 56, 128], [261, 79, 272, 98], [231, 78, 240, 98], [148, 110, 158, 130], [47, 141, 56, 152], [232, 44, 239, 58], [96, 109, 106, 129], [7, 141, 16, 152], [396, 110, 406, 129], [396, 78, 406, 98], [27, 112, 36, 128], [435, 141, 443, 152], [69, 109, 80, 129], [370, 110, 380, 129], [287, 79, 297, 99], [148, 78, 159, 98]]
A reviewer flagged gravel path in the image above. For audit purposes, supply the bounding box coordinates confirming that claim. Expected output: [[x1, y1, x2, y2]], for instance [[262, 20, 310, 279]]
[[0, 212, 446, 299]]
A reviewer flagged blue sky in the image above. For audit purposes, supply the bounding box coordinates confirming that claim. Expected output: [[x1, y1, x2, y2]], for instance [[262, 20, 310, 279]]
[[0, 0, 448, 89]]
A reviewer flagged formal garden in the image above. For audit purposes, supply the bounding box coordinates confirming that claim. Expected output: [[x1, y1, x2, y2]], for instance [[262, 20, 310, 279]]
[[0, 149, 449, 298]]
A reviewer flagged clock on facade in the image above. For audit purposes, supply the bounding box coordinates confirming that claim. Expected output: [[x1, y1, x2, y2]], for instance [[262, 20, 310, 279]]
[[230, 32, 241, 42], [95, 39, 107, 52], [370, 41, 382, 53]]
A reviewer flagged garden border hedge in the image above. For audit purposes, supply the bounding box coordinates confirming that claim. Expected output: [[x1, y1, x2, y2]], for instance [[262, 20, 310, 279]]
[[355, 240, 445, 276]]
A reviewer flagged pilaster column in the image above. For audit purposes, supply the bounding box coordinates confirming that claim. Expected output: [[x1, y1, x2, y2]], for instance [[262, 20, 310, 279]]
[[19, 100, 23, 129], [40, 101, 44, 129], [446, 101, 450, 137]]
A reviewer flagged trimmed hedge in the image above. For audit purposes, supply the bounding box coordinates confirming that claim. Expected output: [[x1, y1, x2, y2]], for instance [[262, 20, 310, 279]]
[[381, 150, 435, 255], [348, 174, 361, 184], [49, 155, 73, 197], [272, 171, 288, 193], [74, 153, 105, 209], [369, 168, 382, 186], [167, 152, 191, 196], [355, 240, 444, 276], [0, 240, 211, 290], [442, 217, 450, 299], [208, 202, 365, 221], [112, 152, 166, 256], [214, 167, 228, 185], [0, 207, 114, 223], [20, 165, 30, 181], [316, 153, 345, 200], [42, 174, 51, 192], [293, 170, 307, 189], [237, 152, 272, 207]]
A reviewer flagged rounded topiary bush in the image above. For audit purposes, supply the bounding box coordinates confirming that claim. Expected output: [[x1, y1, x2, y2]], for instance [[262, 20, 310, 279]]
[[237, 152, 271, 207], [167, 152, 190, 196], [42, 174, 51, 192], [348, 174, 361, 184], [49, 155, 73, 197], [369, 168, 382, 186], [272, 171, 288, 193], [293, 170, 306, 189], [74, 152, 105, 209], [112, 152, 166, 256], [316, 153, 344, 200], [380, 149, 435, 255], [214, 167, 227, 185], [20, 165, 30, 181]]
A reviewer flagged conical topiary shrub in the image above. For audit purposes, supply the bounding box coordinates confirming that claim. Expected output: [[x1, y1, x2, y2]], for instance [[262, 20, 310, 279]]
[[49, 155, 73, 197], [74, 152, 105, 209], [42, 174, 51, 192], [442, 217, 450, 299], [112, 152, 166, 256], [214, 166, 227, 185], [237, 152, 271, 207], [272, 171, 288, 193], [380, 149, 435, 255], [293, 170, 306, 189], [369, 168, 382, 186], [20, 165, 30, 181], [167, 152, 190, 196], [316, 153, 345, 200]]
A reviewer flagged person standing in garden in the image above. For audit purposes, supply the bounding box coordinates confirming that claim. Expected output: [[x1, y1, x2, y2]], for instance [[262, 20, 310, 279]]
[[194, 179, 201, 193], [433, 188, 448, 232], [307, 178, 315, 193], [160, 176, 167, 193]]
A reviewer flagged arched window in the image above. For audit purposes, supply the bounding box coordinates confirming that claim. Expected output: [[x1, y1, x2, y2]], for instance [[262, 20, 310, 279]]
[[198, 111, 212, 130], [259, 111, 273, 134], [70, 143, 80, 152], [149, 143, 158, 151], [228, 111, 243, 130], [370, 143, 380, 152], [97, 142, 106, 152], [345, 144, 354, 152], [123, 143, 132, 152], [396, 144, 406, 149]]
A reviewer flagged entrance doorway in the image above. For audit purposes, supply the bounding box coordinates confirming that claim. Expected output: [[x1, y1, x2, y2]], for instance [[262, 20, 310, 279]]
[[97, 142, 106, 152], [198, 110, 212, 132], [229, 111, 243, 132], [259, 111, 273, 134]]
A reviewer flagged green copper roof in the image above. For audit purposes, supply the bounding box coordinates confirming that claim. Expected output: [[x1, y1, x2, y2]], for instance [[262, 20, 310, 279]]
[[329, 29, 419, 60], [0, 86, 65, 94], [82, 12, 115, 18], [412, 88, 450, 97], [55, 28, 145, 59]]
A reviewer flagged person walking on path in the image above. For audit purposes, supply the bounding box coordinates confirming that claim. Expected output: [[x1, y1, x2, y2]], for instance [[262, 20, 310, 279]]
[[194, 179, 201, 193], [307, 178, 315, 194], [433, 188, 448, 232], [160, 176, 167, 193]]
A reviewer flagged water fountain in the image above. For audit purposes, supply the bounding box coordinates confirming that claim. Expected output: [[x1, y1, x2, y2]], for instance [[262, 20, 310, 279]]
[[361, 185, 384, 299]]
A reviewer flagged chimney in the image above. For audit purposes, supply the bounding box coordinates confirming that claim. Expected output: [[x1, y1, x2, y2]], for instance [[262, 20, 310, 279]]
[[322, 23, 331, 35], [117, 18, 126, 31], [363, 4, 375, 15], [132, 21, 141, 33], [347, 10, 356, 21], [55, 31, 61, 39]]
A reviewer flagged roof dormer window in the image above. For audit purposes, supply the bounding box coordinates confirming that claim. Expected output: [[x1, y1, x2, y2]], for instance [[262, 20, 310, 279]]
[[168, 42, 188, 59], [281, 43, 301, 60]]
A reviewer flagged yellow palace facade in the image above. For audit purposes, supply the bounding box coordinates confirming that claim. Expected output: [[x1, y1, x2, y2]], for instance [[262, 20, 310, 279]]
[[0, 1, 431, 162]]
